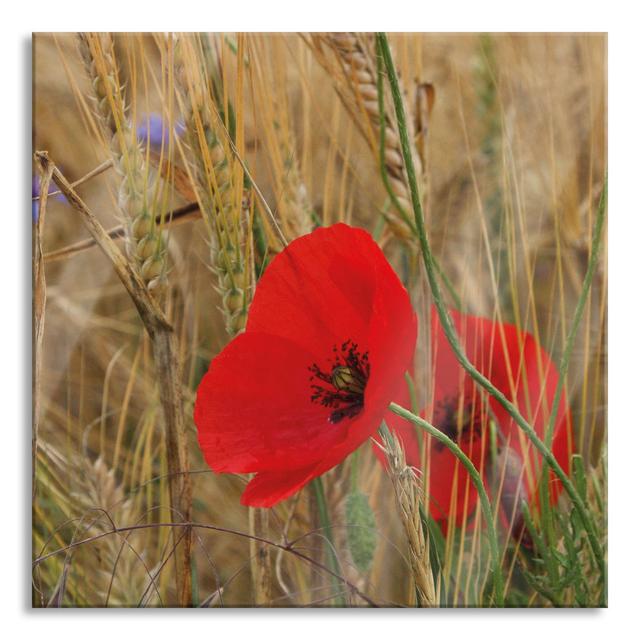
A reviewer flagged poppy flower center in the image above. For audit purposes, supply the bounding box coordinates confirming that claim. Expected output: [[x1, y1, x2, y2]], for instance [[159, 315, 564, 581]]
[[433, 395, 482, 450], [308, 340, 370, 424]]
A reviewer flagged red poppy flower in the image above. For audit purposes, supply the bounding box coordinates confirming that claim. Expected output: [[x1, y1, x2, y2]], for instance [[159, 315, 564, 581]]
[[194, 223, 417, 507], [388, 307, 572, 537]]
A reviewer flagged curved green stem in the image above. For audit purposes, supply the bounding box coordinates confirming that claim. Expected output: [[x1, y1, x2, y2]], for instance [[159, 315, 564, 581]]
[[388, 402, 504, 606], [376, 32, 604, 578], [374, 40, 418, 237], [374, 37, 462, 311], [540, 176, 607, 531]]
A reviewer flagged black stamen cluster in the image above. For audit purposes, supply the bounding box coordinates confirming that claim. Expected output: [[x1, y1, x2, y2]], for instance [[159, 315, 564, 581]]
[[309, 340, 370, 424]]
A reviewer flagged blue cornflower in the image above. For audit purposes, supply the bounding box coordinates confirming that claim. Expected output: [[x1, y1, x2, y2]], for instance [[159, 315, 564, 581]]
[[136, 113, 185, 149]]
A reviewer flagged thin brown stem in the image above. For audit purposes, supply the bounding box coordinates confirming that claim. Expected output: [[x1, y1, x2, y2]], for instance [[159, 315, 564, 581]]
[[249, 508, 272, 605], [151, 330, 193, 606], [33, 160, 53, 500], [33, 521, 379, 607], [43, 201, 200, 264], [32, 158, 113, 201]]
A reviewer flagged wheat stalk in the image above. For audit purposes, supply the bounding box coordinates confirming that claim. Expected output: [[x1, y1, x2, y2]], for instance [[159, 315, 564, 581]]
[[175, 34, 273, 605], [380, 427, 437, 607], [32, 162, 53, 501]]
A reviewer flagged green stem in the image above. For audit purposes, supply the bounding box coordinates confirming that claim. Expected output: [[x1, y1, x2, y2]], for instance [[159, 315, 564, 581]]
[[376, 32, 604, 578], [374, 42, 418, 236], [311, 477, 346, 606], [403, 372, 423, 452], [374, 37, 462, 311], [433, 254, 463, 311], [387, 403, 504, 606], [540, 176, 607, 531]]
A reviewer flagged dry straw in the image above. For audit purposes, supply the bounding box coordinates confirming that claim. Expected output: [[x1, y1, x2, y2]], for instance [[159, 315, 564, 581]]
[[32, 162, 53, 500]]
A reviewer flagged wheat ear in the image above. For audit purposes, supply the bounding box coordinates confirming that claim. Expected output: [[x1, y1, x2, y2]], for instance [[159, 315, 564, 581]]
[[380, 427, 437, 607], [276, 129, 314, 238], [77, 33, 167, 294], [175, 36, 252, 336]]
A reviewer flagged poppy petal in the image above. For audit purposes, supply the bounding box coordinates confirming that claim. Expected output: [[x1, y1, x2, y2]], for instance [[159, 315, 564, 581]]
[[195, 332, 349, 474], [426, 436, 485, 529], [332, 258, 417, 467], [195, 223, 417, 508], [240, 465, 318, 507], [430, 306, 572, 525], [246, 224, 389, 357]]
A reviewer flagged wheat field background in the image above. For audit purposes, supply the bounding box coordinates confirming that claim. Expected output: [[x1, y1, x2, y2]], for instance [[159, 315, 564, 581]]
[[31, 32, 606, 607]]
